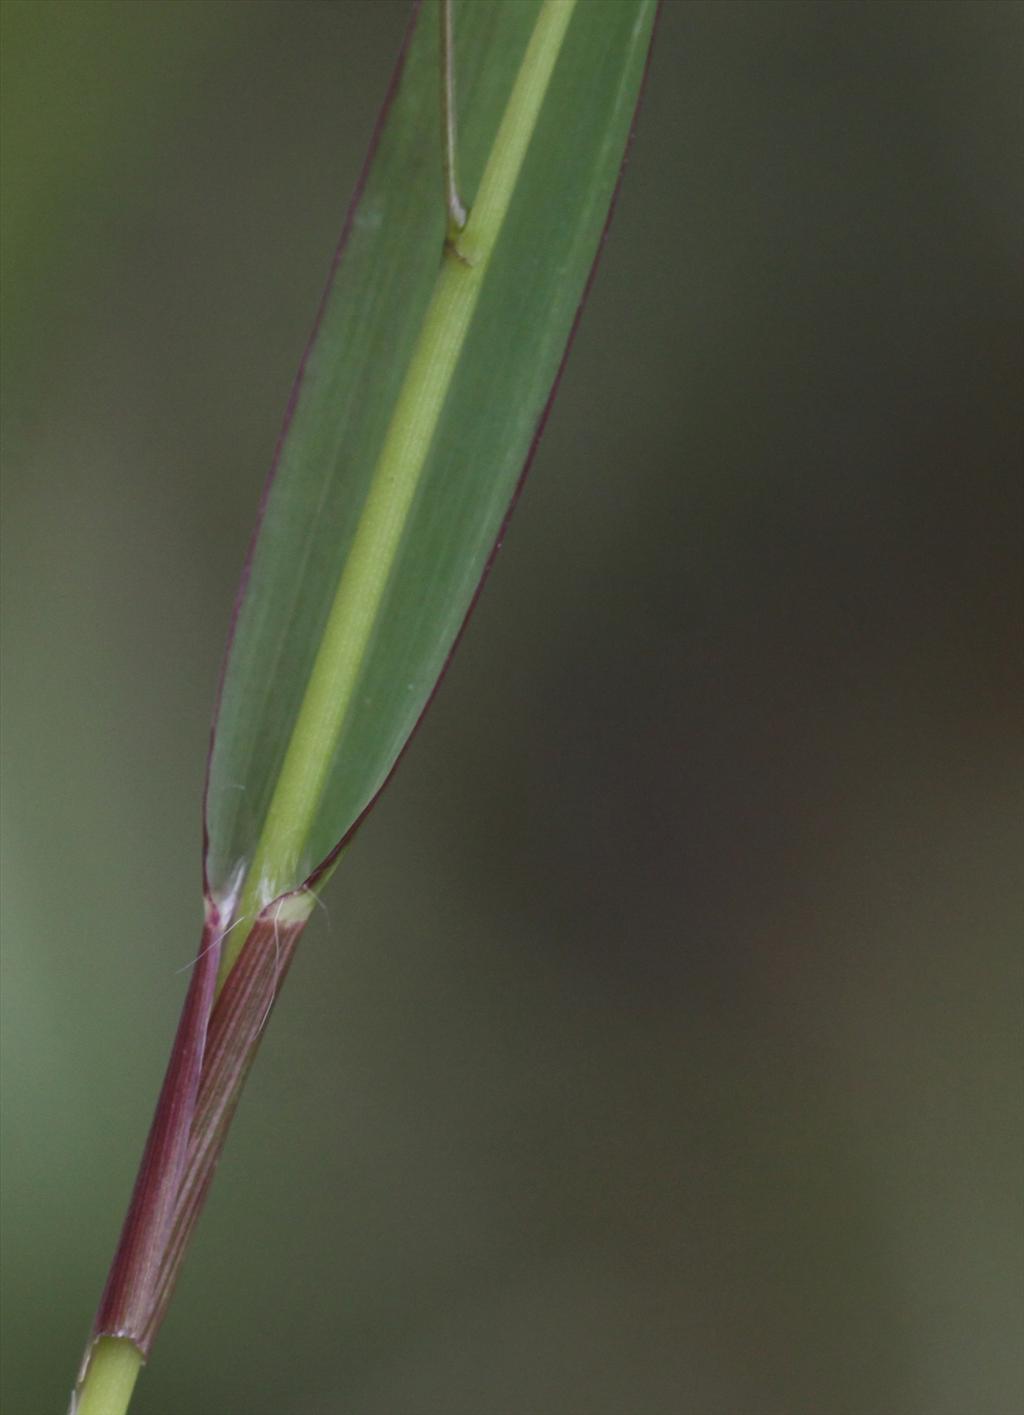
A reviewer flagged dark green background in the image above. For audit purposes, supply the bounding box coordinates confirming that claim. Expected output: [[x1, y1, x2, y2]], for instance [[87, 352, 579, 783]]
[[2, 3, 1021, 1412]]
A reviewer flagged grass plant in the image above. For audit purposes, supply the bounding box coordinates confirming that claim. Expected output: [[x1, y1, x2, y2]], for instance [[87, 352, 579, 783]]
[[71, 3, 656, 1411]]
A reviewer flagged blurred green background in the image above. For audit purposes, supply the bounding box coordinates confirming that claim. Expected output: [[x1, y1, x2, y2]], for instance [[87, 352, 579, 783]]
[[2, 2, 1021, 1412]]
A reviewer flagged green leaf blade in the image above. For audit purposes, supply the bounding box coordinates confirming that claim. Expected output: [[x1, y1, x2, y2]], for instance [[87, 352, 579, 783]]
[[205, 0, 657, 909]]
